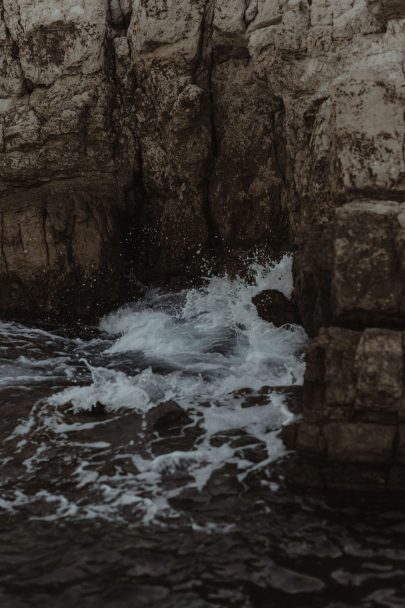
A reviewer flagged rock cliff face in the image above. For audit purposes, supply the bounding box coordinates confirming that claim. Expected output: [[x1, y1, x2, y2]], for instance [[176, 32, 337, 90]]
[[293, 327, 405, 490], [0, 1, 405, 484], [0, 0, 139, 318], [0, 0, 403, 319]]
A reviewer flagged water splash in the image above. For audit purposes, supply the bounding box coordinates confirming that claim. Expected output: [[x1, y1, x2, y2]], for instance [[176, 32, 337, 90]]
[[51, 255, 306, 411], [0, 256, 308, 523]]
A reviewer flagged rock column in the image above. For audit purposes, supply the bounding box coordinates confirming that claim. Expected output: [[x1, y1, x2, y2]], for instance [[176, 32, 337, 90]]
[[294, 201, 405, 490]]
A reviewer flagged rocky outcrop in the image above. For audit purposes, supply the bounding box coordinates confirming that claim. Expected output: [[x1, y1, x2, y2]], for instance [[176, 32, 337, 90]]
[[128, 0, 290, 279], [0, 0, 139, 319], [295, 200, 405, 335], [291, 327, 405, 491], [1, 1, 405, 488], [0, 0, 404, 322], [252, 289, 299, 326], [293, 199, 405, 490]]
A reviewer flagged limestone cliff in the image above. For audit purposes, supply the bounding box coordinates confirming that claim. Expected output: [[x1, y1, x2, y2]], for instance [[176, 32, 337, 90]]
[[0, 0, 139, 318], [0, 0, 403, 321]]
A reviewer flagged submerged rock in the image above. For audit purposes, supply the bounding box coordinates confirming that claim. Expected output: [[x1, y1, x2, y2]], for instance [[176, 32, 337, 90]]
[[88, 402, 107, 417], [146, 401, 193, 437], [252, 290, 299, 327]]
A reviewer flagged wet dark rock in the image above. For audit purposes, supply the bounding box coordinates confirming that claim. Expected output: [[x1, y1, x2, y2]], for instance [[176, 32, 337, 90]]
[[258, 386, 303, 416], [279, 423, 299, 451], [252, 290, 299, 327], [146, 401, 194, 437], [295, 202, 405, 336], [146, 402, 202, 456], [295, 327, 405, 491], [323, 422, 396, 464], [66, 412, 144, 449], [88, 402, 106, 417]]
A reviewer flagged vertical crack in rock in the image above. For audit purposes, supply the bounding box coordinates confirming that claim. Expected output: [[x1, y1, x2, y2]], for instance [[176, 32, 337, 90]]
[[67, 213, 76, 272], [79, 105, 90, 158], [105, 0, 143, 290], [205, 11, 220, 247], [0, 210, 9, 274], [16, 223, 24, 253], [271, 96, 290, 244], [244, 0, 258, 28], [193, 0, 219, 247], [105, 2, 122, 166], [41, 205, 50, 268], [272, 98, 287, 188], [0, 0, 26, 93]]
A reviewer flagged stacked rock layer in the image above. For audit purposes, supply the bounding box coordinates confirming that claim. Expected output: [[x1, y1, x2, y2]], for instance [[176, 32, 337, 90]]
[[293, 199, 405, 490]]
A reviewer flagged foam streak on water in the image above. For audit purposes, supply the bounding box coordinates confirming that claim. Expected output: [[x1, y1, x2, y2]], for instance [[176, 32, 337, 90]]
[[0, 256, 308, 523]]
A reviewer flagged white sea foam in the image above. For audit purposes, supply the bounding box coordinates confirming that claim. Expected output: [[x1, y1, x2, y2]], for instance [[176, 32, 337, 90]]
[[50, 255, 306, 412], [0, 256, 309, 523]]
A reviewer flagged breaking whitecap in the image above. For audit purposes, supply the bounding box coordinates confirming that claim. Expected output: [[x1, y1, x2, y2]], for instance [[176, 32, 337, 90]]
[[0, 255, 308, 524]]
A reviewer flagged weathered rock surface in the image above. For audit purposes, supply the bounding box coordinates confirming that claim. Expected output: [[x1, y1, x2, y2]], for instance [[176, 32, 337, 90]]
[[295, 200, 405, 334], [145, 401, 193, 437], [1, 0, 403, 321], [0, 0, 405, 488], [293, 327, 405, 491], [0, 0, 139, 319], [252, 289, 299, 326]]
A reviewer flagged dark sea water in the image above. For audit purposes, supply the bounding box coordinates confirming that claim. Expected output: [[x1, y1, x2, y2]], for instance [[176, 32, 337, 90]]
[[1, 257, 404, 608]]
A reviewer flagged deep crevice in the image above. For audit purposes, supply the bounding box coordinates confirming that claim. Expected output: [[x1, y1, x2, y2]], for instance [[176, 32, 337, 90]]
[[41, 205, 50, 268], [192, 0, 220, 250], [0, 210, 9, 274]]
